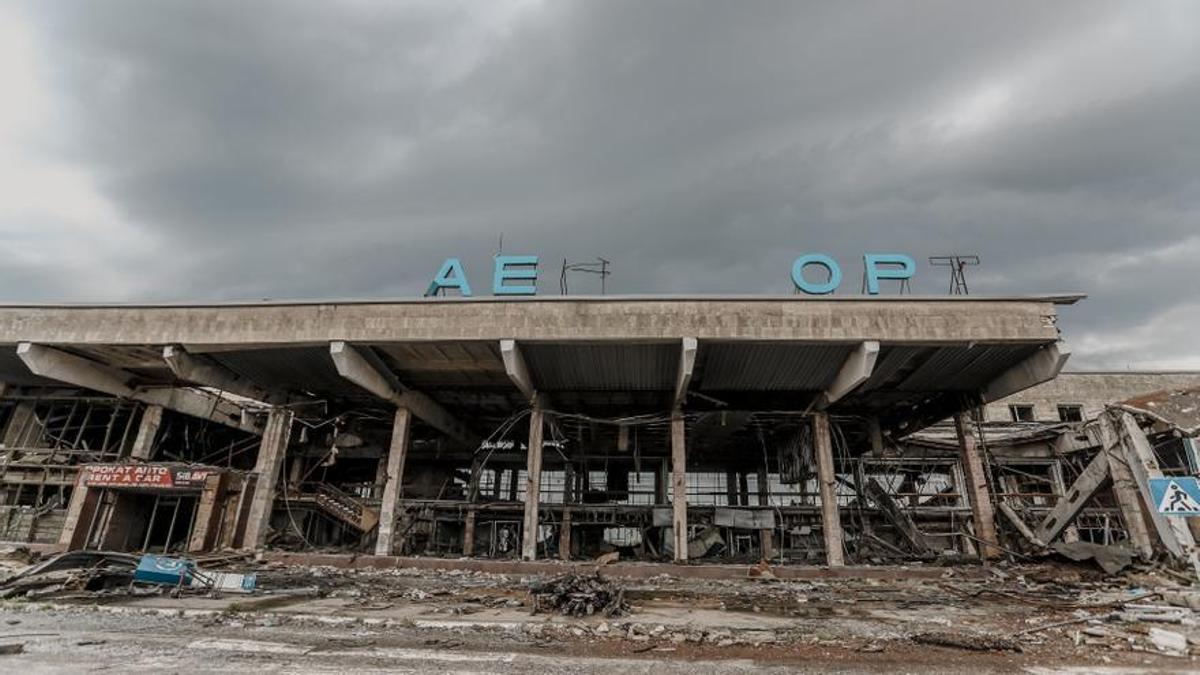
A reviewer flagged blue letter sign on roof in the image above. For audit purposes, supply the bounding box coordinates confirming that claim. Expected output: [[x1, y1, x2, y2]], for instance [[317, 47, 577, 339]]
[[426, 258, 472, 297], [1149, 477, 1200, 516], [863, 253, 916, 295], [790, 254, 842, 295], [493, 255, 539, 295]]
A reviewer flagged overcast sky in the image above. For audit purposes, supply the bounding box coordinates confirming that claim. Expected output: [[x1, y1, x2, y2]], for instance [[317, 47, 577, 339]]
[[2, 1, 1198, 369]]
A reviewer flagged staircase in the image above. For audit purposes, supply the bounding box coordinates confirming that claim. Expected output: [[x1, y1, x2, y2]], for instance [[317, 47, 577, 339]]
[[290, 484, 380, 533]]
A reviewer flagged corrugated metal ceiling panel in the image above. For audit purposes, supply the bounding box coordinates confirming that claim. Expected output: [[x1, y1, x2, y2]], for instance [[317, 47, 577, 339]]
[[699, 343, 854, 391], [897, 344, 1040, 392], [522, 343, 678, 391], [211, 346, 364, 398]]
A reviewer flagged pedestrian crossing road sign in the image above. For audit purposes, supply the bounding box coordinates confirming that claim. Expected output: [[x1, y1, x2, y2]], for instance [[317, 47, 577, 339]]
[[1149, 477, 1200, 516]]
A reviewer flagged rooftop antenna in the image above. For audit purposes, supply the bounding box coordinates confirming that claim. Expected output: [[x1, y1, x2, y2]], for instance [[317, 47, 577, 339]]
[[929, 255, 980, 295], [560, 257, 612, 295]]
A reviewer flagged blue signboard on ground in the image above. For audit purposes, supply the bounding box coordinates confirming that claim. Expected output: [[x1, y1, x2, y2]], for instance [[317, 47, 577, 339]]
[[133, 554, 195, 586], [1149, 477, 1200, 516]]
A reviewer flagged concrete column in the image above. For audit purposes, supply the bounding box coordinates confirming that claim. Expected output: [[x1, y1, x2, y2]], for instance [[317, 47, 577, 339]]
[[954, 412, 1000, 559], [508, 468, 519, 501], [671, 412, 688, 562], [867, 418, 884, 454], [757, 466, 773, 558], [1098, 415, 1153, 558], [288, 457, 304, 489], [655, 460, 669, 504], [463, 508, 477, 557], [559, 508, 573, 560], [58, 475, 99, 550], [2, 402, 37, 448], [188, 473, 227, 552], [373, 455, 389, 499], [375, 407, 412, 556], [129, 405, 164, 461], [521, 407, 545, 561], [221, 475, 251, 549], [813, 412, 844, 567], [242, 409, 294, 549]]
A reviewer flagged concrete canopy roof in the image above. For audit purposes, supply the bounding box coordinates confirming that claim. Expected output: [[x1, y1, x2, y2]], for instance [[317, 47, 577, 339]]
[[0, 295, 1074, 438]]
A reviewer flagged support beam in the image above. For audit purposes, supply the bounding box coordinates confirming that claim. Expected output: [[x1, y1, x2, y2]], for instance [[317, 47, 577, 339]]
[[1099, 415, 1154, 559], [813, 412, 844, 566], [521, 406, 545, 561], [670, 411, 688, 562], [242, 408, 294, 549], [17, 342, 261, 434], [129, 404, 163, 461], [1117, 412, 1199, 573], [980, 341, 1071, 404], [954, 412, 1000, 559], [998, 502, 1045, 548], [866, 478, 931, 554], [163, 345, 287, 405], [1034, 450, 1110, 545], [673, 338, 698, 410], [500, 339, 538, 404], [819, 341, 880, 409], [329, 341, 475, 445], [375, 407, 412, 556]]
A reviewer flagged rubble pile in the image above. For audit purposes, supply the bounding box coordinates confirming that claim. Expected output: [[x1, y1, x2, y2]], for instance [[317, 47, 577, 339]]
[[530, 572, 630, 618], [0, 551, 138, 599]]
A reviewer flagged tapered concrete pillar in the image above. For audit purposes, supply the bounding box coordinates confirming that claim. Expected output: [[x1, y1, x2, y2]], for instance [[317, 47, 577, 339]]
[[671, 412, 688, 562], [129, 405, 164, 460], [521, 407, 545, 561], [242, 409, 294, 549], [375, 407, 412, 556], [813, 412, 844, 566], [954, 411, 1000, 559]]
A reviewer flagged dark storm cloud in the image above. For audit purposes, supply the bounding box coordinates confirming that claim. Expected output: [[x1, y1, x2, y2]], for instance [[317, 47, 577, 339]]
[[8, 0, 1200, 367]]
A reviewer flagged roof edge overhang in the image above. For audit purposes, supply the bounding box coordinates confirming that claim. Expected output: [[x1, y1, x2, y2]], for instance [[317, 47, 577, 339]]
[[0, 293, 1087, 310]]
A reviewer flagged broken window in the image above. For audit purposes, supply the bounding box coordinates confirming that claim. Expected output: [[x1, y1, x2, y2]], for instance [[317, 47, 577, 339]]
[[1009, 404, 1035, 422], [1057, 405, 1084, 422]]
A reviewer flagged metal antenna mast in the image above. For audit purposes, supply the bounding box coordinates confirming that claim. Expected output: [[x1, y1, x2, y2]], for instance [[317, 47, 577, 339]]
[[929, 255, 980, 295], [560, 258, 612, 295]]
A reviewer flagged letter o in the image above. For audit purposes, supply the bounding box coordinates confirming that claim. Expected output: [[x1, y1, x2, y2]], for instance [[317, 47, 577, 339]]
[[791, 254, 842, 295]]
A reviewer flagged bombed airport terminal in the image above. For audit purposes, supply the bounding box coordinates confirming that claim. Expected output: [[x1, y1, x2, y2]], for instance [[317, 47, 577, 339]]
[[0, 291, 1196, 578]]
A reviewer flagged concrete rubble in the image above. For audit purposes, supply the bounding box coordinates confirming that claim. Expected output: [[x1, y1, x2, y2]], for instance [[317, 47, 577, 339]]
[[4, 546, 1200, 669]]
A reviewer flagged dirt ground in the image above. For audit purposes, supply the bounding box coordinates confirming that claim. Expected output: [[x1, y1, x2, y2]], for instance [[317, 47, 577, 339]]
[[1, 551, 1199, 673]]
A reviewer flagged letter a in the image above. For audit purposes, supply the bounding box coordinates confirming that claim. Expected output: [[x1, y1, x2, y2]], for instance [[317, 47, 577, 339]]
[[426, 258, 472, 297]]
